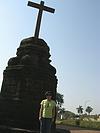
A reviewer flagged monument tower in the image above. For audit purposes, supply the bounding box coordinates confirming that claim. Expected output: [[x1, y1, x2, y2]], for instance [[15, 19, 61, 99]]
[[0, 1, 57, 132]]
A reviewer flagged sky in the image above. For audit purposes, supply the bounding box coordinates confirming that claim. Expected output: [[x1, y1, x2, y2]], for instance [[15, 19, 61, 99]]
[[0, 0, 100, 114]]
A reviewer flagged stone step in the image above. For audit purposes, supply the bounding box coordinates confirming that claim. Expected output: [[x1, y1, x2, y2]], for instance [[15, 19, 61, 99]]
[[0, 126, 37, 133], [56, 128, 71, 133], [0, 125, 70, 133]]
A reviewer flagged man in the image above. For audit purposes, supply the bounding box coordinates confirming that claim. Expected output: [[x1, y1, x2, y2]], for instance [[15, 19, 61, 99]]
[[39, 91, 56, 133]]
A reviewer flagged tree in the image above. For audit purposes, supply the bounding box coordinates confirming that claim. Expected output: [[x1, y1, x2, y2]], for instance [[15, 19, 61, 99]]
[[56, 92, 64, 108], [85, 106, 93, 115], [76, 105, 84, 115], [56, 92, 64, 119], [58, 107, 66, 119]]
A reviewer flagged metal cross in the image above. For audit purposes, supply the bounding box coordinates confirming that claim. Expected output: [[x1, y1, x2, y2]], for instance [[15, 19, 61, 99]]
[[27, 1, 55, 38]]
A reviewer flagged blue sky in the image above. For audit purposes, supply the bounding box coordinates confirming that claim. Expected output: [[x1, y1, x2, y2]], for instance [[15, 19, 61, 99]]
[[0, 0, 100, 114]]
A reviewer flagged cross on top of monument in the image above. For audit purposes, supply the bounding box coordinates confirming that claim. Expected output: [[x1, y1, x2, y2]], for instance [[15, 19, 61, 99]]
[[27, 1, 55, 38]]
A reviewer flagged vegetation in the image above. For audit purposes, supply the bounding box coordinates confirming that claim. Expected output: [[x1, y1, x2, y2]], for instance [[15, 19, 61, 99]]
[[56, 92, 64, 108], [56, 92, 64, 119], [76, 105, 84, 115], [56, 119, 100, 130], [85, 106, 93, 115], [56, 92, 100, 130]]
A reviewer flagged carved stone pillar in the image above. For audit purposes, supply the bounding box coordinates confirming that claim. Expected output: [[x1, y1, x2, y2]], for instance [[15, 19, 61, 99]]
[[0, 37, 57, 131]]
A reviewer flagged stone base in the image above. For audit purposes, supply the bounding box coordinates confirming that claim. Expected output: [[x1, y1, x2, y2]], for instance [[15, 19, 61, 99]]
[[56, 128, 71, 133], [0, 126, 37, 133], [0, 126, 71, 133]]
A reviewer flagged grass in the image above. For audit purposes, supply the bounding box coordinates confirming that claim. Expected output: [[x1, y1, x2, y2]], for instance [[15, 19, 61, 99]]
[[56, 119, 100, 130], [80, 120, 100, 130]]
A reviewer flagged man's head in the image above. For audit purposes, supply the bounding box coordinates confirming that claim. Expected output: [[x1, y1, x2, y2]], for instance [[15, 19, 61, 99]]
[[45, 91, 52, 100]]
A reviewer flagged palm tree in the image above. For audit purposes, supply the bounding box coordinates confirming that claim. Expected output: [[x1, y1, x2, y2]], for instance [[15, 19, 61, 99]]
[[76, 105, 84, 115], [85, 106, 93, 115]]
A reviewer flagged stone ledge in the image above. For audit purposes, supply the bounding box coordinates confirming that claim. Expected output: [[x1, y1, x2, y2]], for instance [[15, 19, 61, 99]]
[[0, 126, 71, 133], [56, 128, 71, 133], [0, 126, 36, 133]]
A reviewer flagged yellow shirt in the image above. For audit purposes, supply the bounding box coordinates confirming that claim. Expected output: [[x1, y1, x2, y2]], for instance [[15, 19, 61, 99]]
[[41, 99, 56, 118]]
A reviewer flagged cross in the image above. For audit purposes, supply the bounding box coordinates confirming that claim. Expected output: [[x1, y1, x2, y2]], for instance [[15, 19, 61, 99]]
[[27, 1, 55, 38]]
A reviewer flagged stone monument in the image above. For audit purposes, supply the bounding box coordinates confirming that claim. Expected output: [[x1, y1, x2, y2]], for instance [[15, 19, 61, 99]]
[[0, 1, 70, 133], [0, 1, 57, 132]]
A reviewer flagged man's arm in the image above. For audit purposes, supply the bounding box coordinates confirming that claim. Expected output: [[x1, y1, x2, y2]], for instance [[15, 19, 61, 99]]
[[39, 104, 43, 120], [52, 106, 56, 118], [52, 105, 57, 122]]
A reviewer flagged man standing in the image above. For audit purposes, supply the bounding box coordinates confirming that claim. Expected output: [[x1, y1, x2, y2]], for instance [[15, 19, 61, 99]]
[[39, 91, 56, 133]]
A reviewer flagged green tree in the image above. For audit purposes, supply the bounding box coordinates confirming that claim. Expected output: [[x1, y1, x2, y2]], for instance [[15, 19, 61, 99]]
[[58, 107, 66, 119], [85, 106, 93, 115], [56, 92, 64, 119], [56, 92, 64, 108], [76, 105, 84, 115]]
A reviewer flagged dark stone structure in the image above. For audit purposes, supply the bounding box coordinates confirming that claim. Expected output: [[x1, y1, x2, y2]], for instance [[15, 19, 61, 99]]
[[0, 1, 70, 132], [0, 37, 57, 132]]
